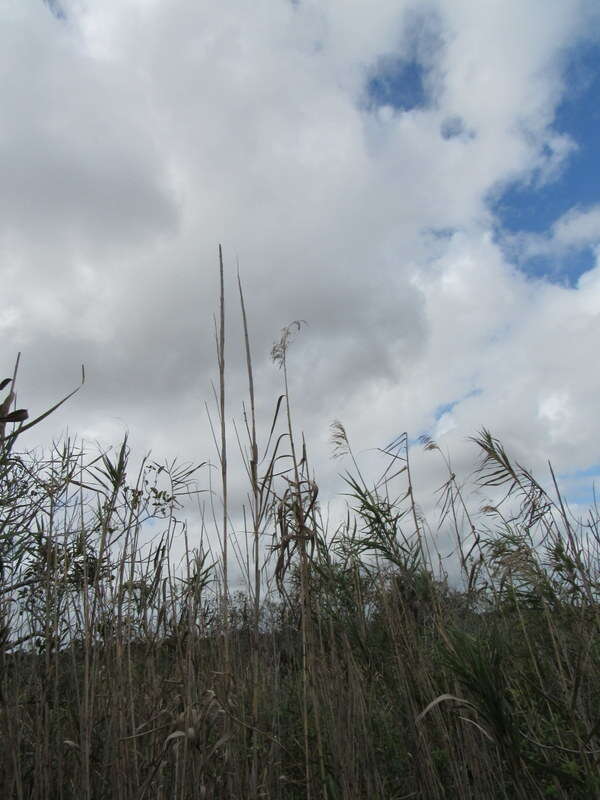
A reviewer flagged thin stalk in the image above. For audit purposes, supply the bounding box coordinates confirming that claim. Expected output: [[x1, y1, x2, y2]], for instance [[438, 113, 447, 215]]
[[216, 245, 229, 675], [238, 270, 262, 797], [238, 271, 260, 626], [278, 328, 312, 800]]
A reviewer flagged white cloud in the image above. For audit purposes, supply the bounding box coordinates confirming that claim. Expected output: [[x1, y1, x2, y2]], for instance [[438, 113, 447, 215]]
[[503, 204, 600, 268], [2, 0, 600, 564], [554, 205, 600, 246]]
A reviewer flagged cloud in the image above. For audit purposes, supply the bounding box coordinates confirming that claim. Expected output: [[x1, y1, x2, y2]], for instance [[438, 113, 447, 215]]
[[553, 204, 600, 246], [2, 0, 600, 565], [501, 204, 600, 277]]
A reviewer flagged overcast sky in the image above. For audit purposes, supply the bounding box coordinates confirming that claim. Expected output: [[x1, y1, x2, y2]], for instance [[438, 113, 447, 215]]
[[3, 0, 600, 562]]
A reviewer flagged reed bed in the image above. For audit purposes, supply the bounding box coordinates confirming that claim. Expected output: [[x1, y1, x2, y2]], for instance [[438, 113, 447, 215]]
[[1, 259, 599, 799]]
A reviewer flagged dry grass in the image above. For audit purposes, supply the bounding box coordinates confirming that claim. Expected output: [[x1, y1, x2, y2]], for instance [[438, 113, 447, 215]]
[[1, 259, 600, 799]]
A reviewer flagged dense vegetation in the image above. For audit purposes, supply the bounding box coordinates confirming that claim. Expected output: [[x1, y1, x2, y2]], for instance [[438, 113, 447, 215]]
[[1, 267, 599, 799]]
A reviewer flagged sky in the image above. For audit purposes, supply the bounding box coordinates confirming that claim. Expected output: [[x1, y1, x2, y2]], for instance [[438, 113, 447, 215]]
[[2, 0, 600, 573]]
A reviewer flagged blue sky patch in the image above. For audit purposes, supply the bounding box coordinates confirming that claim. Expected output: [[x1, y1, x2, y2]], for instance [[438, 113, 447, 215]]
[[432, 388, 482, 424], [494, 42, 600, 235], [561, 463, 600, 481], [490, 41, 600, 285], [515, 249, 595, 286], [366, 58, 428, 112], [558, 463, 600, 509], [434, 399, 459, 421]]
